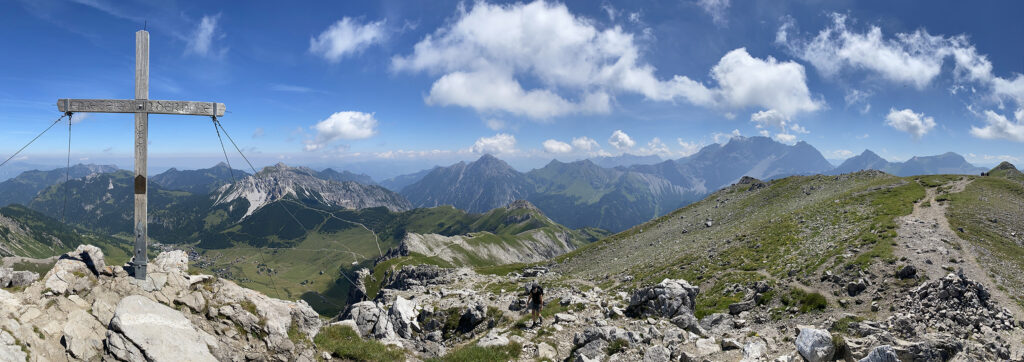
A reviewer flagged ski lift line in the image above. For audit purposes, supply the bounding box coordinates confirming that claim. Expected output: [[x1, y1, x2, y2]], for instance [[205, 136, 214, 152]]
[[273, 195, 386, 260], [336, 266, 393, 333], [0, 114, 67, 169], [210, 116, 300, 301], [213, 118, 307, 231], [210, 116, 236, 184], [62, 113, 72, 223]]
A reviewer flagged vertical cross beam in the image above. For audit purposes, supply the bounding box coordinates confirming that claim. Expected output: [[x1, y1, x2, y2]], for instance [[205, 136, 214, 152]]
[[131, 30, 149, 279]]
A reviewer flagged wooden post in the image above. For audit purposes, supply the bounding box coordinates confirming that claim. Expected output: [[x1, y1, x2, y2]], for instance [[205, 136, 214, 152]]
[[132, 30, 149, 279]]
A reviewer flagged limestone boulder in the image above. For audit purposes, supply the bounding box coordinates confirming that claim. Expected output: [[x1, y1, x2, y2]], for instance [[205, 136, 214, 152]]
[[61, 309, 104, 360], [105, 295, 218, 362], [9, 271, 36, 288], [795, 326, 835, 362], [626, 279, 699, 319]]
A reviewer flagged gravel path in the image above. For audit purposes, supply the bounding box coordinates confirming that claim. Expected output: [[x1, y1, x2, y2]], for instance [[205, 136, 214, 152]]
[[893, 177, 1024, 351]]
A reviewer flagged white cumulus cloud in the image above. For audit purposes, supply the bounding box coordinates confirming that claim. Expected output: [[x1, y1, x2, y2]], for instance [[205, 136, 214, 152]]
[[713, 129, 741, 144], [779, 13, 994, 90], [310, 17, 386, 62], [774, 133, 797, 144], [186, 14, 226, 58], [542, 139, 573, 153], [884, 108, 936, 139], [696, 0, 730, 26], [484, 119, 507, 131], [571, 136, 599, 151], [635, 137, 672, 158], [970, 110, 1024, 142], [470, 133, 517, 154], [305, 111, 379, 151], [393, 1, 818, 119], [750, 109, 788, 129], [608, 130, 636, 150], [710, 49, 822, 117], [677, 139, 703, 157]]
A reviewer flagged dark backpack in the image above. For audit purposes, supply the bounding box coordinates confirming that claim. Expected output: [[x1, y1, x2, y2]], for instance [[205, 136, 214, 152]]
[[530, 285, 543, 300]]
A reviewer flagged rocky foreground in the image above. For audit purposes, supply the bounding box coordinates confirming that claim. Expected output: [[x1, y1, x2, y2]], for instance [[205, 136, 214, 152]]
[[0, 245, 322, 361], [339, 263, 1024, 361], [1, 244, 1023, 361]]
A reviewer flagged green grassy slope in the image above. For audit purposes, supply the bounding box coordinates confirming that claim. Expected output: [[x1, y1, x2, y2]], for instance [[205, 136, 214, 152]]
[[0, 205, 130, 264], [551, 171, 932, 317], [192, 200, 605, 315], [946, 173, 1024, 308]]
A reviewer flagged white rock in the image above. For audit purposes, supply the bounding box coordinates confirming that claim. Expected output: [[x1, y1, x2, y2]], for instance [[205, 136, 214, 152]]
[[859, 345, 899, 362], [696, 337, 722, 356], [555, 312, 578, 324], [536, 342, 557, 359], [153, 250, 189, 274], [742, 340, 767, 362], [796, 326, 835, 362], [389, 296, 420, 339], [643, 345, 671, 362], [0, 329, 28, 362], [106, 295, 218, 362], [477, 331, 510, 348], [62, 309, 104, 360], [0, 267, 11, 288]]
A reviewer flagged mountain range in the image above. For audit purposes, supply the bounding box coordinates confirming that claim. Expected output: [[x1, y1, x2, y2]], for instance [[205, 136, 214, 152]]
[[149, 162, 250, 194], [831, 150, 987, 176], [0, 164, 119, 207], [0, 137, 999, 237], [390, 137, 994, 231]]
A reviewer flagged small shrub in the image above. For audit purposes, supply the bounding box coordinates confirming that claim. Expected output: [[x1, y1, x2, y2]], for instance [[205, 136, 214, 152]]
[[606, 339, 629, 355], [781, 288, 827, 313]]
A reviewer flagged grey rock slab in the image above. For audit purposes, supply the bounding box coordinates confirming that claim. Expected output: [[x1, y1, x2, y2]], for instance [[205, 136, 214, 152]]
[[742, 340, 767, 362], [152, 250, 188, 274], [859, 345, 899, 362], [0, 329, 27, 362], [389, 295, 420, 339], [729, 300, 756, 315], [8, 271, 36, 288], [0, 268, 11, 288], [106, 295, 218, 362], [695, 337, 721, 356], [796, 326, 835, 362], [643, 345, 670, 362], [477, 331, 510, 348], [62, 309, 104, 360], [627, 279, 699, 319]]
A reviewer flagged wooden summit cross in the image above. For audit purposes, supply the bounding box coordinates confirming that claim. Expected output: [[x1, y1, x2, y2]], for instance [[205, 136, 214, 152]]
[[56, 30, 226, 280]]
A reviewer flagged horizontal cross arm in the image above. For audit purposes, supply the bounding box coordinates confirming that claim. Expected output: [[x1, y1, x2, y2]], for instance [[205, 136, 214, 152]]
[[57, 99, 226, 116]]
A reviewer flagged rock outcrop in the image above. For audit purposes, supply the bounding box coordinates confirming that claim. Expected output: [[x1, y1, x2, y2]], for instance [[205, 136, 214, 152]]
[[0, 245, 323, 361]]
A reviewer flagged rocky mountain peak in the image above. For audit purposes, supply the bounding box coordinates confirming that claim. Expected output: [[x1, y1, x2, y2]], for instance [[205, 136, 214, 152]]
[[993, 161, 1017, 171], [859, 149, 882, 159], [505, 199, 540, 212], [215, 163, 411, 219], [470, 154, 513, 171]]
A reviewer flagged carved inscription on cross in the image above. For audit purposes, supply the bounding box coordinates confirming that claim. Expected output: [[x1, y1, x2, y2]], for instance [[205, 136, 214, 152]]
[[56, 30, 226, 280]]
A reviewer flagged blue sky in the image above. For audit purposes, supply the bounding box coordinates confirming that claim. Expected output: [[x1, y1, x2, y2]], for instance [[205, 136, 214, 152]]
[[2, 0, 1023, 179]]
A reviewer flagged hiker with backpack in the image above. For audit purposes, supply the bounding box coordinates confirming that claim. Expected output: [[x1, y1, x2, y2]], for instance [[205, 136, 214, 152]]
[[529, 283, 544, 327]]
